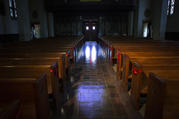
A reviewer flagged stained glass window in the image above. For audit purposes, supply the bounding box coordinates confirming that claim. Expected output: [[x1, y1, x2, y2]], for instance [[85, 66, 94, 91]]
[[9, 0, 18, 19], [170, 0, 175, 15], [167, 0, 175, 15]]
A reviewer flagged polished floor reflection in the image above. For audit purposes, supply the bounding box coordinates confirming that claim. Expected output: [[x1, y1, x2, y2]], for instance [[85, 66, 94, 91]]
[[53, 41, 141, 119], [76, 41, 106, 65]]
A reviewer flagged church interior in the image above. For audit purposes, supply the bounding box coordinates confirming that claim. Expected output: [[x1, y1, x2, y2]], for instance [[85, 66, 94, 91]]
[[0, 0, 179, 119]]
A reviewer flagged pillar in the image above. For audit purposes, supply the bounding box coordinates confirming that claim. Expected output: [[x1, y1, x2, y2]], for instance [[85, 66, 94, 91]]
[[151, 0, 168, 40], [133, 0, 143, 38], [47, 12, 55, 37], [16, 0, 31, 41], [128, 11, 134, 36]]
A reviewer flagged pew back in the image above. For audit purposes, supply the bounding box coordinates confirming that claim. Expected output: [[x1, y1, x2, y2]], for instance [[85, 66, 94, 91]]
[[0, 75, 49, 119]]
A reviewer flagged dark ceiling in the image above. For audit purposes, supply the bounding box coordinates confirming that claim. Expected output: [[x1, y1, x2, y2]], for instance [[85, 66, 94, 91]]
[[45, 0, 136, 16]]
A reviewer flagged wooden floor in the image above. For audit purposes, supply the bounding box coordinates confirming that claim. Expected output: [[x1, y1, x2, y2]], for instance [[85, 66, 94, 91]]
[[53, 41, 142, 119]]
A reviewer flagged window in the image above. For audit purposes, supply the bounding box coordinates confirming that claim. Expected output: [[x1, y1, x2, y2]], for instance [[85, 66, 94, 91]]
[[9, 0, 18, 19], [167, 0, 175, 15]]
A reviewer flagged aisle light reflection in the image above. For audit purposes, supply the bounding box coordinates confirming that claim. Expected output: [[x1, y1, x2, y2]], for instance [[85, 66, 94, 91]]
[[92, 26, 96, 30], [77, 85, 104, 117], [85, 46, 90, 59], [91, 46, 96, 62]]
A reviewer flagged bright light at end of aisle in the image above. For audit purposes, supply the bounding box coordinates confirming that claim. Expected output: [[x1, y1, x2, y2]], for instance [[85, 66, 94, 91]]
[[86, 26, 89, 30]]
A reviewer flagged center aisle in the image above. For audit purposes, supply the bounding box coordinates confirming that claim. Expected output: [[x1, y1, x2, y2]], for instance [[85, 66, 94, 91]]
[[59, 41, 142, 119]]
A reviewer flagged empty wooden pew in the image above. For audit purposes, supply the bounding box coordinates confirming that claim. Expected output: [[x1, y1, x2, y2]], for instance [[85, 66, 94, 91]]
[[130, 61, 179, 109], [0, 100, 22, 119], [0, 36, 83, 117], [0, 63, 61, 110], [0, 57, 65, 80], [0, 51, 69, 80], [102, 36, 179, 119], [0, 75, 49, 119], [144, 72, 179, 119]]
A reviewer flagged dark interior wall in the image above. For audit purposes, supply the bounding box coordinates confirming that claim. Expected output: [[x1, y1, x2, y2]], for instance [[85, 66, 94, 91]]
[[46, 0, 135, 6], [54, 15, 129, 37], [104, 17, 121, 35], [0, 0, 178, 41], [0, 0, 51, 41], [0, 0, 19, 35], [100, 16, 128, 36], [0, 0, 5, 15], [54, 16, 82, 36], [0, 13, 3, 34], [48, 13, 55, 37], [0, 0, 20, 42]]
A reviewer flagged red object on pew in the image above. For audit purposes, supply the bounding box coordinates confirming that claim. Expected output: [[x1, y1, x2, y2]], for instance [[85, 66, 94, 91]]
[[50, 69, 57, 73], [50, 69, 53, 73], [117, 52, 122, 56], [132, 64, 143, 75], [117, 55, 119, 64], [109, 48, 111, 50], [66, 52, 69, 57], [117, 51, 122, 64]]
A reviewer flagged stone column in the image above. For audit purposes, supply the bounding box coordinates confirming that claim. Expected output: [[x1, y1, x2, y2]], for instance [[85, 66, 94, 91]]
[[47, 12, 55, 37], [99, 16, 104, 36], [16, 0, 31, 41], [133, 0, 143, 38], [128, 11, 134, 36], [151, 0, 168, 40]]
